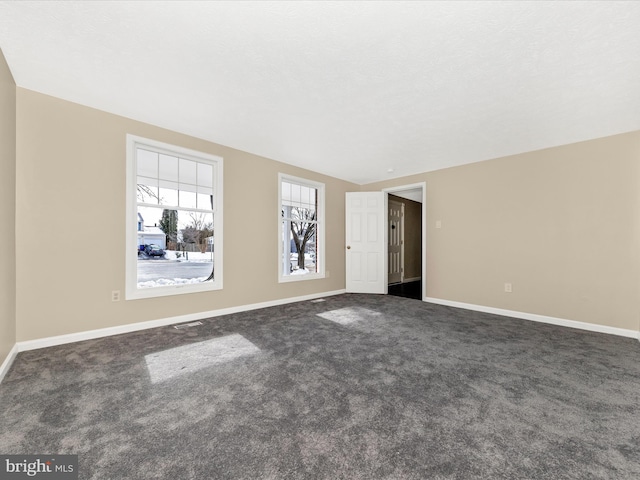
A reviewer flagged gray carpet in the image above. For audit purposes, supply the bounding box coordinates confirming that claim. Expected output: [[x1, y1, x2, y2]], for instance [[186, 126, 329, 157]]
[[1, 294, 639, 479]]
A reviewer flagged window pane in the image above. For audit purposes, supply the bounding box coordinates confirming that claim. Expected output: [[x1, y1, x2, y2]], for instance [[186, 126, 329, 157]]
[[300, 185, 311, 208], [179, 158, 197, 185], [198, 193, 213, 210], [137, 176, 158, 204], [305, 231, 318, 274], [283, 220, 317, 276], [291, 183, 301, 207], [159, 180, 179, 207], [137, 208, 214, 288], [280, 177, 322, 279], [305, 186, 317, 209], [197, 162, 213, 188], [130, 136, 223, 299], [282, 182, 291, 204], [137, 149, 158, 178], [179, 189, 197, 209], [137, 206, 163, 233], [159, 154, 179, 182]]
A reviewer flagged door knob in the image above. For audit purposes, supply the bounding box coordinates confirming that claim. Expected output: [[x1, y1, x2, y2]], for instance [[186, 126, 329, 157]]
[[347, 246, 351, 249]]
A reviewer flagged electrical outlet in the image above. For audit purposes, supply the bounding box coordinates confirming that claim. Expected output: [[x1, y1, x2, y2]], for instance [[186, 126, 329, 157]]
[[436, 220, 442, 229], [111, 290, 121, 302], [504, 283, 512, 293], [326, 270, 330, 278]]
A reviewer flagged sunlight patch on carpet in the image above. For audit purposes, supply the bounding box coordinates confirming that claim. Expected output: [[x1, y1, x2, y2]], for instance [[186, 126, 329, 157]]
[[145, 334, 260, 383], [316, 307, 382, 326]]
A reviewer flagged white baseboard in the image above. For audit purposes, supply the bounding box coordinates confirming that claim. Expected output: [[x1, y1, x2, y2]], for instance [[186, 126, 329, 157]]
[[8, 290, 635, 384], [424, 297, 639, 339], [16, 289, 346, 353], [403, 277, 422, 283], [0, 343, 18, 384]]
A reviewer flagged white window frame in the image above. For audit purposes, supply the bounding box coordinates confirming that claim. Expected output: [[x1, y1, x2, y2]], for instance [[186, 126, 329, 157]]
[[278, 173, 325, 283], [126, 134, 223, 300]]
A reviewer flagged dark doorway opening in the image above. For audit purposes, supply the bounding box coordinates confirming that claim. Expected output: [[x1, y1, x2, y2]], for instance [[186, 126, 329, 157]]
[[386, 188, 423, 302], [388, 280, 422, 300]]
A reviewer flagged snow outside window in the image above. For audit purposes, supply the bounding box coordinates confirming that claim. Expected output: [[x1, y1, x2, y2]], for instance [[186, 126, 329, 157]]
[[126, 135, 223, 299], [279, 174, 325, 282]]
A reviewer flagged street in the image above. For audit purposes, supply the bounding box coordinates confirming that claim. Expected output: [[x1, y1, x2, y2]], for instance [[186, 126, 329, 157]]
[[137, 260, 213, 282]]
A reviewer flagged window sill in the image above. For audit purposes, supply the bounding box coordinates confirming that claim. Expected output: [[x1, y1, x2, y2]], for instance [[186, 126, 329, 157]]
[[125, 281, 222, 300], [279, 272, 325, 283]]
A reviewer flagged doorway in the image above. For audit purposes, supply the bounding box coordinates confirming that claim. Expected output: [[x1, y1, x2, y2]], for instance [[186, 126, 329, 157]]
[[384, 184, 425, 301], [344, 183, 426, 299]]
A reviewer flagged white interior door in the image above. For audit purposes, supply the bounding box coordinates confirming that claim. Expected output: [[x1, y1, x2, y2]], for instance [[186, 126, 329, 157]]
[[388, 200, 404, 284], [345, 192, 387, 293]]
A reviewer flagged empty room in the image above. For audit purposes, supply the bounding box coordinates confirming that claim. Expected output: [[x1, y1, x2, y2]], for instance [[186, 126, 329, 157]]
[[1, 2, 639, 479]]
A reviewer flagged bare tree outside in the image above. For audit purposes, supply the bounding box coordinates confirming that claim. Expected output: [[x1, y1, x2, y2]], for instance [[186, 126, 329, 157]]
[[180, 212, 215, 282], [289, 207, 317, 270], [181, 212, 213, 252], [137, 184, 158, 203]]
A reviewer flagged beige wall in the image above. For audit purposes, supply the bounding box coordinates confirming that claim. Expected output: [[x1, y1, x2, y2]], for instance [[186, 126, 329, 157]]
[[388, 194, 422, 280], [10, 87, 640, 342], [366, 132, 640, 332], [0, 50, 16, 364], [15, 89, 356, 342]]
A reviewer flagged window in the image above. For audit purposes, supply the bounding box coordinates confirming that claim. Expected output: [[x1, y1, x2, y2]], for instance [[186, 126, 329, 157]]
[[126, 135, 223, 299], [279, 174, 325, 282]]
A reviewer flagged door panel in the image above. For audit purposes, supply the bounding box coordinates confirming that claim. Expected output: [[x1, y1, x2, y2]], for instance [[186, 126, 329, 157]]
[[346, 192, 386, 293], [388, 200, 403, 284]]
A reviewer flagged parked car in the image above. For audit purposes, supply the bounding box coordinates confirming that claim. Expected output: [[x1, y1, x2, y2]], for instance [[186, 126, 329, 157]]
[[144, 244, 165, 257]]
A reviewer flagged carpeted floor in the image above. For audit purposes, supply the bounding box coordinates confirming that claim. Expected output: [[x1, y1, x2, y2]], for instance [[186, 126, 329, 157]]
[[1, 294, 639, 479]]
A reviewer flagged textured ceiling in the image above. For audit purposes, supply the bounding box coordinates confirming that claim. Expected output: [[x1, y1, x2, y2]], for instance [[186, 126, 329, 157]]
[[1, 1, 640, 184]]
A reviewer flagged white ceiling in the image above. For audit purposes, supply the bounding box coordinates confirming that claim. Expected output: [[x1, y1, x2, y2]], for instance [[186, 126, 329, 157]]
[[1, 1, 640, 185]]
